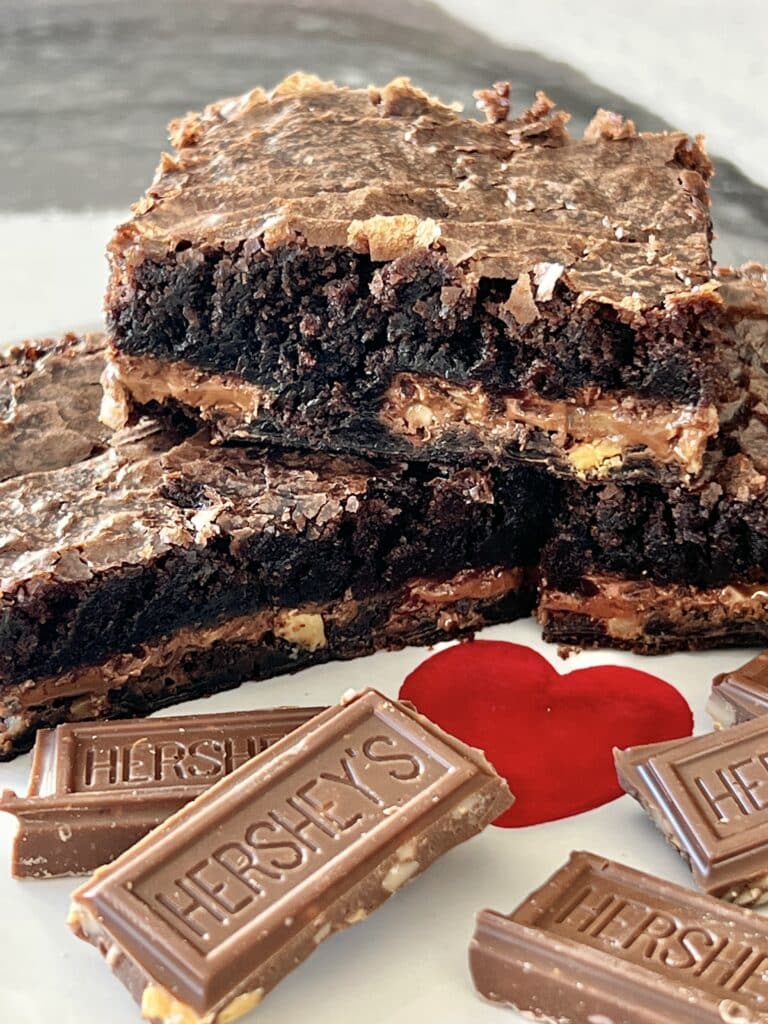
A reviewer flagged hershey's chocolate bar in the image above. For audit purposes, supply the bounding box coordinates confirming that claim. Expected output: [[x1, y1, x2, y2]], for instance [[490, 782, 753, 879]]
[[616, 720, 768, 905], [0, 707, 323, 878], [470, 850, 768, 1023], [69, 689, 512, 1023], [709, 651, 768, 727]]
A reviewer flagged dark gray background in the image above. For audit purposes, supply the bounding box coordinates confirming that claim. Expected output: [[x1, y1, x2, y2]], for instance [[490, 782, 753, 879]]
[[3, 0, 766, 264]]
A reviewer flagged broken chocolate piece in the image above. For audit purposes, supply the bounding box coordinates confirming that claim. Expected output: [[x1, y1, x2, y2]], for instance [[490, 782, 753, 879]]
[[470, 850, 768, 1022], [70, 690, 512, 1023], [0, 707, 323, 877], [616, 721, 768, 904], [710, 651, 768, 726]]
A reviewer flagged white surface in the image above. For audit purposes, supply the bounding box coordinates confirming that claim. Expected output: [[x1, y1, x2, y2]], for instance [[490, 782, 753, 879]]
[[438, 0, 768, 189], [0, 211, 119, 343], [0, 617, 757, 1023]]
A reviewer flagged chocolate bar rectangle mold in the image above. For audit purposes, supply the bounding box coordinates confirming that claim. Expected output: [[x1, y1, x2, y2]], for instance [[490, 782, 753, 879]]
[[0, 707, 323, 877], [616, 720, 768, 904], [69, 690, 512, 1022], [709, 651, 768, 727], [470, 851, 768, 1023]]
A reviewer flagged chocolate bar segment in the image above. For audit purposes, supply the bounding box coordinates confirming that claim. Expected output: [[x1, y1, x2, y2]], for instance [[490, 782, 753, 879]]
[[470, 850, 768, 1022], [0, 707, 323, 878], [710, 651, 768, 726], [616, 721, 768, 904], [70, 690, 512, 1023]]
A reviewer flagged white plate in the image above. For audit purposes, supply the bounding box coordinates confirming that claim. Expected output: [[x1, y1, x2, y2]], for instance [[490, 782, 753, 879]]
[[0, 617, 754, 1022]]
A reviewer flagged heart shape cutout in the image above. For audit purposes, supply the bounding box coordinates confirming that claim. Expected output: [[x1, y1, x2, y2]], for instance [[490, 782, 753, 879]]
[[400, 639, 692, 827]]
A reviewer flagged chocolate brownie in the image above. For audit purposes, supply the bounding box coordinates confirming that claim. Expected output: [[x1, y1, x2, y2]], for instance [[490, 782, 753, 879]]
[[1, 332, 110, 480], [538, 461, 768, 653], [103, 73, 735, 485], [538, 439, 768, 651], [538, 263, 768, 651], [0, 336, 552, 759]]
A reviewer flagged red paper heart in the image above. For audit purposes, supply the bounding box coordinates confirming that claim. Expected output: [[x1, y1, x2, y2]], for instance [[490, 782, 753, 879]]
[[400, 639, 692, 827]]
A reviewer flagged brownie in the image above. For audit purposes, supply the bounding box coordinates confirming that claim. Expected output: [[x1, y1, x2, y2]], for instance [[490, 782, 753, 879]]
[[536, 263, 768, 651], [537, 577, 768, 653], [102, 73, 736, 485], [0, 335, 553, 759], [3, 567, 532, 760], [538, 445, 768, 652], [0, 332, 110, 480]]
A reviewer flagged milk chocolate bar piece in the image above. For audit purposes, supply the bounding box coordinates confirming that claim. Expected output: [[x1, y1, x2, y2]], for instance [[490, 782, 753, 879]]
[[70, 690, 512, 1023], [470, 850, 768, 1023], [709, 651, 768, 726], [616, 720, 768, 904], [0, 707, 323, 878], [104, 73, 731, 486]]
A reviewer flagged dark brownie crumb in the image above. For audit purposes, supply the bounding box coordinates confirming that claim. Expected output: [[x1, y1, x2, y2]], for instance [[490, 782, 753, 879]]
[[0, 439, 554, 688], [542, 467, 768, 590], [109, 244, 724, 406]]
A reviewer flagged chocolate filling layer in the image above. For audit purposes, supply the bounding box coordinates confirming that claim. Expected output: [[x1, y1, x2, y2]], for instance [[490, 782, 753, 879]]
[[1, 565, 529, 758], [380, 373, 719, 479], [103, 352, 720, 481], [539, 574, 768, 652]]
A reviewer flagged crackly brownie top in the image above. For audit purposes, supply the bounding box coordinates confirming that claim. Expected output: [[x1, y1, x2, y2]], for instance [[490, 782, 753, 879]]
[[0, 426, 391, 592], [0, 333, 110, 482], [110, 73, 715, 313]]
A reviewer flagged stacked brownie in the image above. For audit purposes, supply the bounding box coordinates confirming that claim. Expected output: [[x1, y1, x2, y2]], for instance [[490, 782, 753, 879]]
[[539, 263, 768, 651], [103, 74, 729, 489], [0, 333, 552, 758], [102, 73, 767, 645], [2, 73, 767, 758]]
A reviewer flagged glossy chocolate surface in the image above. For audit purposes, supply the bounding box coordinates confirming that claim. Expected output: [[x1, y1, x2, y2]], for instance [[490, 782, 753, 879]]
[[470, 851, 768, 1023], [70, 690, 511, 1021], [0, 707, 323, 877]]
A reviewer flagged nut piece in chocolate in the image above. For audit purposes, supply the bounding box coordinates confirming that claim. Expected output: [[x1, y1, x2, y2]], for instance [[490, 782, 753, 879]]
[[69, 690, 512, 1023], [0, 707, 323, 878], [470, 850, 768, 1022], [616, 719, 768, 905]]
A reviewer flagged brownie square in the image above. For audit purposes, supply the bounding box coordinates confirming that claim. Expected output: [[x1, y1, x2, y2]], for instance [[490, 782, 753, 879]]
[[103, 74, 735, 484]]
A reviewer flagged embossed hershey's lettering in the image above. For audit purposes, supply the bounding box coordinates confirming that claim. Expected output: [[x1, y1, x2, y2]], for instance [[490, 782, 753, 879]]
[[693, 752, 768, 823], [140, 726, 437, 948], [78, 734, 271, 790], [550, 882, 768, 997]]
